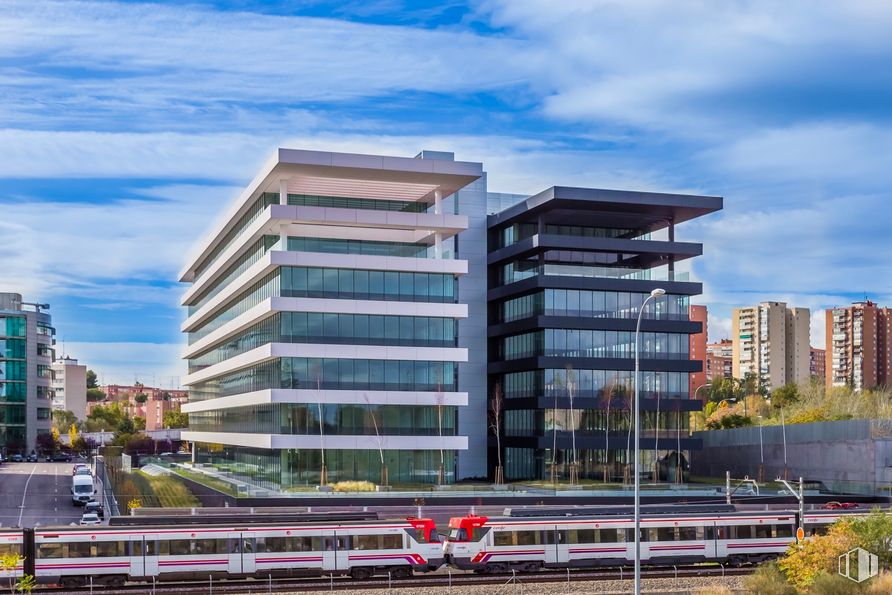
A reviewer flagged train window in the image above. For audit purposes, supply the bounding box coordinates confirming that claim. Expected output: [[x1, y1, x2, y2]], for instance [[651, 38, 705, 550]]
[[0, 544, 20, 557], [145, 540, 157, 556], [37, 543, 64, 559], [169, 540, 191, 556], [775, 525, 794, 538], [678, 527, 700, 541], [754, 525, 772, 539], [96, 541, 125, 557], [354, 535, 379, 550], [493, 531, 513, 546], [543, 530, 566, 545], [736, 526, 753, 539], [243, 538, 255, 553], [381, 535, 402, 550], [599, 529, 623, 543], [569, 529, 595, 544], [515, 531, 541, 546], [286, 537, 317, 552], [192, 539, 218, 555], [637, 529, 658, 542], [262, 537, 286, 553], [68, 542, 92, 558], [657, 527, 676, 541]]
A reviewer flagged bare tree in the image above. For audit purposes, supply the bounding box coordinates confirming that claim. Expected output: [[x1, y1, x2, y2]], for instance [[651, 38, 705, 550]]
[[316, 375, 327, 486], [436, 381, 446, 485], [603, 375, 619, 483], [551, 372, 562, 484], [566, 365, 578, 485], [489, 383, 505, 485], [364, 394, 387, 486]]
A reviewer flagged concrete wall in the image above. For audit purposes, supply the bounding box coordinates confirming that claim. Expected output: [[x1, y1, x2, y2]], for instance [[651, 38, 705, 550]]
[[691, 419, 892, 495]]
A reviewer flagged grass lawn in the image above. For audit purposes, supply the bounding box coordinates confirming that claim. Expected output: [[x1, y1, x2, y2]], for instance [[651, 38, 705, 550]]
[[137, 471, 202, 508], [170, 467, 239, 497]]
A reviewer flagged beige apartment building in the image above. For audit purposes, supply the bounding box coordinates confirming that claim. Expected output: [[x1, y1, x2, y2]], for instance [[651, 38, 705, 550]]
[[732, 302, 810, 391], [825, 301, 892, 390]]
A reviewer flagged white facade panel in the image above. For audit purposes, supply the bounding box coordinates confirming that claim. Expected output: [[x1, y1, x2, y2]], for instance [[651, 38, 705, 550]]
[[182, 389, 469, 413]]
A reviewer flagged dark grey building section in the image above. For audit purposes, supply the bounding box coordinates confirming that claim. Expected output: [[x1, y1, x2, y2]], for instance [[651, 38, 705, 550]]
[[486, 186, 722, 482]]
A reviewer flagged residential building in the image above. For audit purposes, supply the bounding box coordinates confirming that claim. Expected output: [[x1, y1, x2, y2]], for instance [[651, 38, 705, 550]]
[[487, 187, 721, 482], [825, 301, 892, 390], [810, 347, 826, 382], [706, 340, 733, 384], [180, 148, 482, 489], [89, 384, 188, 421], [732, 302, 810, 391], [0, 293, 55, 455], [145, 394, 186, 432], [50, 356, 87, 420], [688, 305, 708, 398], [178, 148, 722, 488]]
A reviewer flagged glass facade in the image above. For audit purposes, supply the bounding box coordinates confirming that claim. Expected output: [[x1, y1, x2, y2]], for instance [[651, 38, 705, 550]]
[[195, 444, 455, 489], [288, 237, 454, 260], [500, 330, 690, 360], [502, 369, 690, 400], [188, 235, 279, 315], [285, 192, 429, 213], [189, 312, 457, 373], [500, 290, 690, 323], [189, 403, 456, 436], [190, 357, 458, 402]]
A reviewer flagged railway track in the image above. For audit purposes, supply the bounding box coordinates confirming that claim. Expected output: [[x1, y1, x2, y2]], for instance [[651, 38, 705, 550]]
[[34, 564, 754, 594]]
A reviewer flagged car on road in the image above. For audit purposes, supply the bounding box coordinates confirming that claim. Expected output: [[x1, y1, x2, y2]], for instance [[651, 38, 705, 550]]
[[72, 463, 87, 475], [74, 467, 92, 477], [10, 454, 23, 463], [822, 501, 859, 510], [79, 513, 101, 526], [84, 501, 104, 519]]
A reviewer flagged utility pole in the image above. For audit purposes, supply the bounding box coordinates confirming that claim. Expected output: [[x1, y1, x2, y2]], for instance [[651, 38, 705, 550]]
[[726, 470, 731, 505], [777, 477, 804, 534]]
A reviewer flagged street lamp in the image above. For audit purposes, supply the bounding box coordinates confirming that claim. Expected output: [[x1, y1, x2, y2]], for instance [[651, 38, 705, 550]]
[[634, 287, 665, 595], [757, 415, 764, 482]]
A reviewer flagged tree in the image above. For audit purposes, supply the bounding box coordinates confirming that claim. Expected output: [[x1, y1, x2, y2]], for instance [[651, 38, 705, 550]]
[[162, 409, 188, 429], [133, 392, 148, 404], [86, 369, 98, 389], [84, 401, 127, 432], [778, 521, 858, 590], [68, 424, 78, 450], [115, 416, 135, 439], [849, 509, 892, 570], [36, 432, 55, 455], [86, 388, 106, 402], [489, 383, 505, 485], [133, 417, 146, 431], [52, 410, 78, 434], [771, 384, 800, 409]]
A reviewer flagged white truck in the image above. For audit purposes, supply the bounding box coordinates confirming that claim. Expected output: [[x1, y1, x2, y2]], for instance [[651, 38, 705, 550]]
[[71, 473, 95, 506]]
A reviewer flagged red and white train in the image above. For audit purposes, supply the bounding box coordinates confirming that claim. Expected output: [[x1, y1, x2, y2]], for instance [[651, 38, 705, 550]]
[[0, 507, 875, 587]]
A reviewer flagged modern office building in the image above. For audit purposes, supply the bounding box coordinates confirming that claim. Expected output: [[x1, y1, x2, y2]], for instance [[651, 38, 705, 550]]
[[825, 301, 892, 390], [180, 149, 483, 488], [180, 148, 723, 488], [706, 340, 733, 385], [0, 293, 55, 455], [50, 356, 87, 420], [688, 305, 708, 398], [810, 347, 826, 382], [732, 302, 810, 391], [487, 187, 721, 482]]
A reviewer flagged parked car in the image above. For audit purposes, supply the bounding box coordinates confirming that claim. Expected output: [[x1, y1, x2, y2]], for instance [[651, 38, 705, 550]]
[[79, 513, 101, 526], [84, 501, 104, 519], [822, 501, 859, 510], [26, 453, 38, 462], [10, 454, 23, 463], [52, 453, 71, 462]]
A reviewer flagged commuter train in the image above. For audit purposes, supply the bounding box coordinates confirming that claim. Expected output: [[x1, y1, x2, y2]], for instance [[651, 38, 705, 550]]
[[0, 507, 874, 587]]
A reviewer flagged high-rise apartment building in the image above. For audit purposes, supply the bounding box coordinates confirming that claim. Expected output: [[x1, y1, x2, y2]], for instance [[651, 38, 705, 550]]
[[0, 293, 55, 455], [706, 340, 733, 384], [810, 347, 825, 382], [50, 356, 87, 420], [825, 301, 892, 390], [732, 302, 810, 391], [689, 305, 708, 398], [180, 148, 722, 488]]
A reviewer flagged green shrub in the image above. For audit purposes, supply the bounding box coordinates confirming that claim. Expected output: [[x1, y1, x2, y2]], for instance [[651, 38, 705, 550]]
[[809, 572, 865, 595], [331, 480, 376, 492], [744, 562, 795, 595]]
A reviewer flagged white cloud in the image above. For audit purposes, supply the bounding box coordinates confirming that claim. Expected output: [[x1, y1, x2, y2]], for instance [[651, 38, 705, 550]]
[[64, 342, 185, 388]]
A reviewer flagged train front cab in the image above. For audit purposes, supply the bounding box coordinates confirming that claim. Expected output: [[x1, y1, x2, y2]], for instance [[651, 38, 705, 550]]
[[443, 515, 490, 570]]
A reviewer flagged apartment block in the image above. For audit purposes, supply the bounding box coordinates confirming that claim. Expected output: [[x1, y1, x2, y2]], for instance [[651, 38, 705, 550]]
[[732, 302, 810, 391], [810, 347, 825, 382], [825, 301, 892, 390], [706, 340, 733, 384], [0, 293, 55, 455], [688, 305, 708, 398], [50, 356, 87, 420]]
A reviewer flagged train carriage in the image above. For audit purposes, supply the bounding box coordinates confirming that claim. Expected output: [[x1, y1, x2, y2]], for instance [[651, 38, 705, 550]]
[[0, 530, 24, 580], [444, 509, 797, 573], [32, 517, 440, 588]]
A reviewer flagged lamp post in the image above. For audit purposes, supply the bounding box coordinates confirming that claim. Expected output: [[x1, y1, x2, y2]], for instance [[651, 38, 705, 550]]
[[634, 287, 665, 595], [758, 415, 764, 482]]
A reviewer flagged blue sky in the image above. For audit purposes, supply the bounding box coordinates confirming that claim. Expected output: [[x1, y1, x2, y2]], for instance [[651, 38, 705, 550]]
[[2, 0, 891, 386]]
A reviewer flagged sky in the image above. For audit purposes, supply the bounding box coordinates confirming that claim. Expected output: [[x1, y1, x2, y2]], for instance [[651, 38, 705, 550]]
[[2, 0, 891, 386]]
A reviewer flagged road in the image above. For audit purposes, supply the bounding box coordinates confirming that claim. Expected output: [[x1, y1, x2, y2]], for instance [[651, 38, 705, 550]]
[[0, 462, 99, 528]]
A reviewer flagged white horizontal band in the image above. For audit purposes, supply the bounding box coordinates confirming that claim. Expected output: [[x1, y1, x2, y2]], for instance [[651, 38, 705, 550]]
[[181, 389, 469, 413], [182, 431, 468, 451]]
